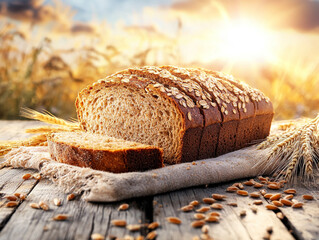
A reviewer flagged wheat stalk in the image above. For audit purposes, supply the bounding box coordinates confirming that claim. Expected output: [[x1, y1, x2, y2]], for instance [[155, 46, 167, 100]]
[[0, 134, 48, 156], [25, 126, 72, 134], [21, 108, 80, 129]]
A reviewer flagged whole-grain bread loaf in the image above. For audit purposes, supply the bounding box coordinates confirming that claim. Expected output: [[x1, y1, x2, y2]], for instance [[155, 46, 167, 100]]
[[47, 132, 164, 173], [76, 66, 273, 164]]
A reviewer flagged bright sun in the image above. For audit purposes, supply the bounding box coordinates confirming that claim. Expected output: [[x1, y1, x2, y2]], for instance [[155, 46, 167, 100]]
[[219, 20, 272, 62]]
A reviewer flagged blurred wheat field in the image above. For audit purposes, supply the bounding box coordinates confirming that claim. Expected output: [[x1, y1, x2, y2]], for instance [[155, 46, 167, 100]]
[[0, 0, 318, 120]]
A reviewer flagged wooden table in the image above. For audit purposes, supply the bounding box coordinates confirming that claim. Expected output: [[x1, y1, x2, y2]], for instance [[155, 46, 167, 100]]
[[0, 121, 318, 240]]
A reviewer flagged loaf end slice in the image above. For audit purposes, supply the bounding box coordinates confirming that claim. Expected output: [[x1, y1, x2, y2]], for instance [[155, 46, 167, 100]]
[[47, 132, 164, 173]]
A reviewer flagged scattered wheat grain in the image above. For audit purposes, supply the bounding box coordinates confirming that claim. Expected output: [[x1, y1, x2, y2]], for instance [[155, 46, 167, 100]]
[[211, 194, 227, 200], [302, 195, 314, 200], [253, 200, 263, 205], [210, 203, 223, 210], [196, 207, 210, 213], [91, 233, 105, 240], [292, 203, 304, 208], [166, 217, 181, 224], [270, 193, 281, 201], [30, 203, 40, 209], [280, 199, 293, 206], [266, 204, 278, 210], [237, 190, 248, 196], [6, 201, 18, 207], [22, 173, 32, 180], [146, 231, 157, 240], [202, 198, 216, 204], [111, 219, 126, 227], [67, 193, 76, 201], [53, 214, 68, 221], [118, 203, 129, 211], [148, 222, 160, 230], [191, 220, 205, 228]]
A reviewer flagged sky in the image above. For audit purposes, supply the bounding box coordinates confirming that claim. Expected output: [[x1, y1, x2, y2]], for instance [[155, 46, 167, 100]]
[[61, 0, 173, 24], [1, 0, 319, 66]]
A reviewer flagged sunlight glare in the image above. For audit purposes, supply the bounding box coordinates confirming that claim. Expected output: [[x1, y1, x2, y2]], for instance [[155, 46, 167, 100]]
[[220, 20, 272, 62]]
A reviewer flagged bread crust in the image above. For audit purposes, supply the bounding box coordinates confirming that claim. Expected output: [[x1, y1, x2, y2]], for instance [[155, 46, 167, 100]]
[[47, 134, 164, 173]]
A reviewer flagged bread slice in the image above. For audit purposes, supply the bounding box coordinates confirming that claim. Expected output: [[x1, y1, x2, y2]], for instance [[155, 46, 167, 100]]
[[76, 66, 273, 164], [47, 131, 164, 173], [76, 73, 202, 164]]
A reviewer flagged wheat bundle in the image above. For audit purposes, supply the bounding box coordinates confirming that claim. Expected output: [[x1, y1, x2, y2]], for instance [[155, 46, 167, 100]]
[[257, 114, 319, 183]]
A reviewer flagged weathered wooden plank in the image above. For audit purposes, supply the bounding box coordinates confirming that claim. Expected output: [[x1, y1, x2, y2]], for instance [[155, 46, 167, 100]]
[[0, 120, 44, 141], [0, 120, 42, 231], [153, 185, 252, 240], [268, 183, 319, 240], [0, 179, 151, 240], [218, 180, 294, 240], [0, 167, 38, 230], [154, 178, 296, 240]]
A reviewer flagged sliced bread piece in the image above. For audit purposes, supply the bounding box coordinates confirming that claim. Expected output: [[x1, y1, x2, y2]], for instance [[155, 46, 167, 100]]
[[47, 131, 164, 173]]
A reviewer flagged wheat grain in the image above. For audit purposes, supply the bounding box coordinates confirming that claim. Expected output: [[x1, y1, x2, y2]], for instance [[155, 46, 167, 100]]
[[111, 219, 126, 227], [148, 222, 160, 230], [280, 199, 293, 206], [118, 203, 129, 211], [202, 198, 216, 204], [146, 231, 157, 240], [302, 194, 314, 200], [6, 201, 19, 207], [292, 202, 303, 208], [5, 195, 18, 201], [211, 194, 227, 200], [181, 205, 194, 212], [269, 193, 281, 201], [266, 204, 278, 210], [166, 217, 182, 224], [249, 192, 260, 198], [53, 214, 69, 221], [191, 220, 205, 228], [284, 189, 297, 194], [196, 207, 210, 213], [284, 194, 294, 200], [91, 233, 105, 240], [253, 200, 263, 205]]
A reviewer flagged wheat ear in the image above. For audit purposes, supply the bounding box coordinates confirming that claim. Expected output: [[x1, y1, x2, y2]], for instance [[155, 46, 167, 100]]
[[301, 123, 316, 180], [265, 128, 303, 162], [257, 129, 295, 149], [0, 134, 47, 156], [21, 108, 79, 129], [285, 149, 299, 182]]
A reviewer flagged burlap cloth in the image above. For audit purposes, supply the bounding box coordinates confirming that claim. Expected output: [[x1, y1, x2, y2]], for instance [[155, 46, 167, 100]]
[[0, 146, 273, 202]]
